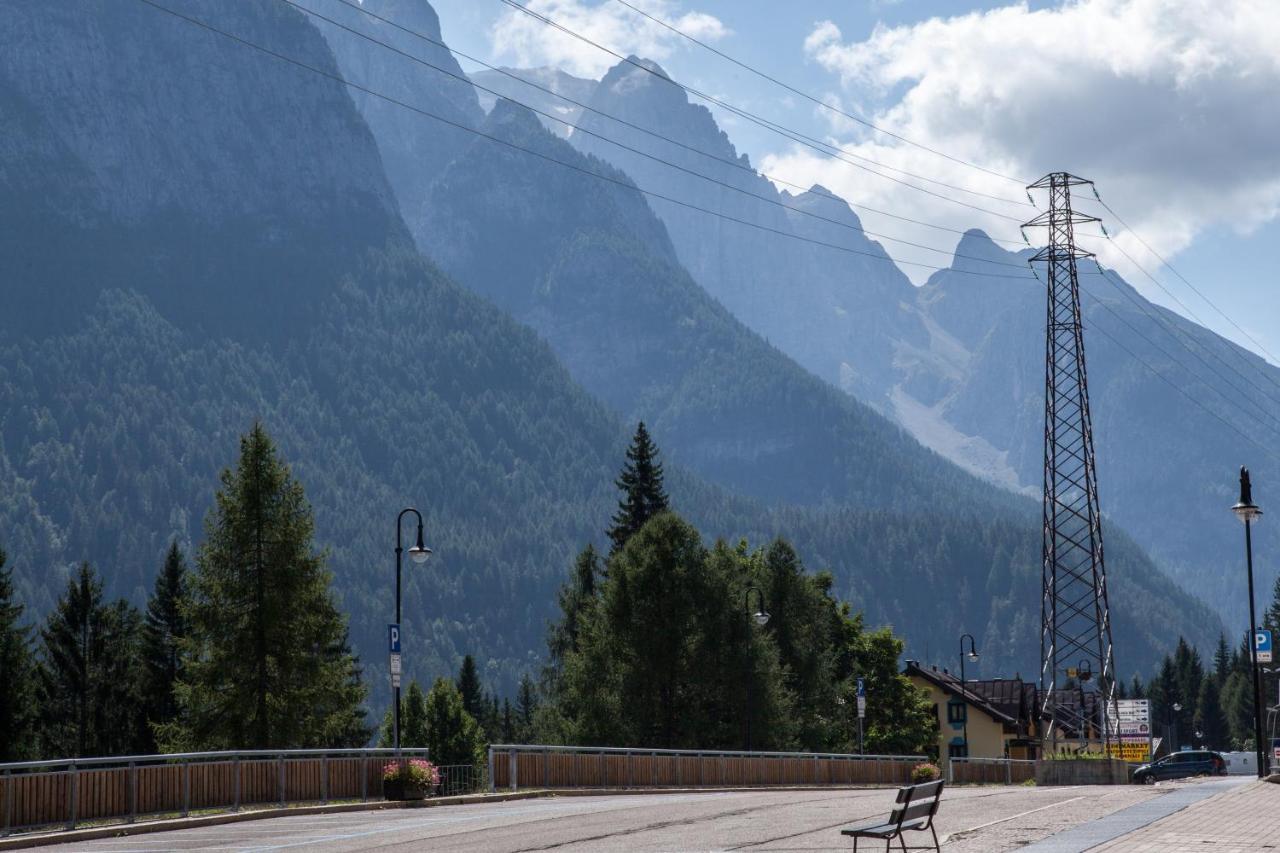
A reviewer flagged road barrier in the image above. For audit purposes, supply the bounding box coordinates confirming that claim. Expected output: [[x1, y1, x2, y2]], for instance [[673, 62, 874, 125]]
[[487, 744, 925, 792], [947, 757, 1036, 785], [0, 748, 430, 836]]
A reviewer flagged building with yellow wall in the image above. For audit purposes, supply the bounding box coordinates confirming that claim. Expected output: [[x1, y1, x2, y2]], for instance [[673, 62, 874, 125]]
[[905, 661, 1041, 762]]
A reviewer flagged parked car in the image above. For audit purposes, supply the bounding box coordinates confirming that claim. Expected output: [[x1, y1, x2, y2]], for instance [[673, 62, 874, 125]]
[[1132, 750, 1226, 784]]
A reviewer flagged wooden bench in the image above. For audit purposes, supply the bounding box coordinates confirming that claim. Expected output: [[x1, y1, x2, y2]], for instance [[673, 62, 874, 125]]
[[840, 779, 943, 852]]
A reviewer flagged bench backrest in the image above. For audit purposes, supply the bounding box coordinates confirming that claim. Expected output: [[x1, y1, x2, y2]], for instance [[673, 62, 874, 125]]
[[888, 780, 944, 828]]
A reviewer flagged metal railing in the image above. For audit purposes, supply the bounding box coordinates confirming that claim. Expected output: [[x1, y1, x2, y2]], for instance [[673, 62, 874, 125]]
[[436, 763, 486, 797], [487, 744, 926, 792], [947, 757, 1036, 785], [0, 748, 430, 837]]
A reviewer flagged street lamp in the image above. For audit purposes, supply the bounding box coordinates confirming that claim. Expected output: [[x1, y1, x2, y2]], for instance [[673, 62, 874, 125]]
[[1170, 702, 1182, 754], [744, 586, 770, 752], [959, 634, 979, 757], [393, 508, 431, 754], [1231, 466, 1267, 779]]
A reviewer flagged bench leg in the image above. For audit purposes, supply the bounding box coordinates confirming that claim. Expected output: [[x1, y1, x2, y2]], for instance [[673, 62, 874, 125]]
[[930, 824, 940, 853]]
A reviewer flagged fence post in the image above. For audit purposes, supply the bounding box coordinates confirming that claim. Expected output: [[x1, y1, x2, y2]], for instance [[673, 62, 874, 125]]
[[628, 752, 634, 789], [3, 767, 11, 837], [1006, 760, 1011, 786], [233, 756, 241, 811], [128, 762, 137, 823], [651, 752, 657, 787], [509, 750, 517, 792], [487, 747, 495, 794], [543, 749, 550, 789], [182, 759, 191, 818], [67, 763, 77, 830], [321, 755, 328, 804], [278, 754, 286, 809], [360, 753, 368, 802]]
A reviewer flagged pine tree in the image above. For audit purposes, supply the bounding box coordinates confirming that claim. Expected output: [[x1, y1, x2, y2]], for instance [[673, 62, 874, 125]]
[[1129, 674, 1145, 699], [548, 545, 600, 665], [501, 698, 515, 743], [423, 677, 487, 768], [163, 422, 368, 750], [0, 547, 38, 761], [377, 680, 429, 748], [1213, 632, 1232, 686], [1193, 674, 1229, 750], [456, 654, 484, 721], [38, 564, 146, 757], [607, 422, 669, 554], [141, 542, 188, 747], [515, 674, 537, 740]]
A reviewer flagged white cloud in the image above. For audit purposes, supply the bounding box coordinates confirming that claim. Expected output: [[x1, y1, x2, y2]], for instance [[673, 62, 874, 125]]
[[762, 0, 1280, 292], [490, 0, 727, 79]]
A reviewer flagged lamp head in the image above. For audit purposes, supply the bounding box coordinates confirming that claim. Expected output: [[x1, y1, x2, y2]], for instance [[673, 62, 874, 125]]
[[408, 524, 432, 564], [754, 610, 771, 627], [1233, 466, 1262, 523], [968, 650, 980, 662]]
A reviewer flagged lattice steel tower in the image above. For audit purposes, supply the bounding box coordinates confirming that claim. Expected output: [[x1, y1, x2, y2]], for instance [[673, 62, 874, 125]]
[[1024, 173, 1117, 754]]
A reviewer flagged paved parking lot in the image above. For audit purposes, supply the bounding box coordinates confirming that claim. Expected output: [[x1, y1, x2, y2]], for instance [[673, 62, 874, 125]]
[[38, 784, 1173, 852]]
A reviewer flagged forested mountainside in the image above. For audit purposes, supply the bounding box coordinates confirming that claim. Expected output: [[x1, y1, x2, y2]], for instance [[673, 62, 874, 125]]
[[522, 51, 1278, 626], [913, 236, 1280, 623], [0, 0, 1219, 699]]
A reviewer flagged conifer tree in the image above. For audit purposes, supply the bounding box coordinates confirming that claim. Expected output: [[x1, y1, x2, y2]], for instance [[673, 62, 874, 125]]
[[1213, 632, 1232, 686], [548, 545, 600, 665], [0, 547, 38, 761], [141, 542, 188, 746], [39, 564, 146, 757], [377, 680, 429, 747], [1128, 674, 1145, 699], [423, 677, 487, 767], [163, 422, 367, 750], [607, 422, 669, 554], [1194, 674, 1229, 750], [456, 654, 484, 721], [501, 698, 515, 743], [515, 674, 537, 739]]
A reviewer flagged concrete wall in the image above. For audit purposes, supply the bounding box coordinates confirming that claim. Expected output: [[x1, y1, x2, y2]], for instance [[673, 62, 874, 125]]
[[1035, 759, 1130, 786]]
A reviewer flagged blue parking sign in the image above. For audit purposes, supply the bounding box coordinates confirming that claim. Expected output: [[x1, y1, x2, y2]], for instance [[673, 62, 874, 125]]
[[856, 677, 866, 698], [1256, 628, 1273, 663], [388, 623, 401, 654]]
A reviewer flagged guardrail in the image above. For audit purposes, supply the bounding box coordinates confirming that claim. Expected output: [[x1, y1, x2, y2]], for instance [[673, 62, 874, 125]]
[[486, 744, 926, 792], [0, 748, 430, 837], [947, 757, 1036, 785]]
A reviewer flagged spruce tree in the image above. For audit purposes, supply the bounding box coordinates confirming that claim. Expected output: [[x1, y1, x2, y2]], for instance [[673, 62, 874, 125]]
[[0, 547, 38, 761], [377, 680, 429, 748], [39, 564, 146, 757], [1213, 632, 1231, 686], [141, 542, 189, 747], [456, 654, 484, 721], [515, 674, 537, 739], [607, 422, 669, 554], [548, 545, 600, 665], [1194, 674, 1229, 750], [423, 677, 487, 768], [163, 422, 367, 750], [501, 698, 515, 743]]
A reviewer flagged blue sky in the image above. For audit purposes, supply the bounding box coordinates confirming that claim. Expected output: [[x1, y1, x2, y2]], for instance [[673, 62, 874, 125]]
[[428, 0, 1279, 365]]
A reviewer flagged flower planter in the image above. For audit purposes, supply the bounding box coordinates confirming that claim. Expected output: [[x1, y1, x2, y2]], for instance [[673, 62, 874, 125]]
[[383, 779, 429, 800]]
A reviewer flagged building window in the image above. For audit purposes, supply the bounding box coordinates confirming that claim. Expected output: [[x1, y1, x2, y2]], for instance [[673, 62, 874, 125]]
[[947, 701, 967, 724], [948, 742, 969, 759]]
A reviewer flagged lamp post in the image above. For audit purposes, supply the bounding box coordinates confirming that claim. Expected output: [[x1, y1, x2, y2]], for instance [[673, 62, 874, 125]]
[[393, 508, 432, 754], [959, 634, 979, 757], [1231, 466, 1267, 779], [744, 586, 770, 752], [1170, 702, 1182, 754]]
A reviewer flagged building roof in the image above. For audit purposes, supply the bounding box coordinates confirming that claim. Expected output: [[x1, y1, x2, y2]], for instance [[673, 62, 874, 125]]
[[904, 660, 1022, 726]]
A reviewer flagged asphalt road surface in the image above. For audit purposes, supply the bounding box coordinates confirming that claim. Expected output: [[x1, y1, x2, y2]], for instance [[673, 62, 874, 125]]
[[46, 784, 1177, 852]]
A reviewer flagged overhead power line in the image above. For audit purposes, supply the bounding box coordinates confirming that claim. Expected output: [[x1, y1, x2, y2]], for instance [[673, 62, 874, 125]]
[[494, 0, 1033, 222], [609, 0, 1030, 188], [319, 0, 1026, 250], [131, 0, 1036, 280], [1091, 190, 1280, 369], [290, 0, 1029, 270]]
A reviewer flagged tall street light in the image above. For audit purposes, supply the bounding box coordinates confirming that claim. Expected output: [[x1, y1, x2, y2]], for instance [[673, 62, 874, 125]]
[[959, 634, 979, 757], [744, 586, 770, 752], [393, 507, 432, 754], [1231, 466, 1266, 779]]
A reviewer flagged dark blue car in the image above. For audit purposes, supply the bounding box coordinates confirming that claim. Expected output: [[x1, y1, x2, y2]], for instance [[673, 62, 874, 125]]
[[1132, 750, 1226, 784]]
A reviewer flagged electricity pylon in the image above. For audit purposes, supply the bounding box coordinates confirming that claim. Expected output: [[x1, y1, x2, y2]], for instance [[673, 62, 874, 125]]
[[1024, 172, 1117, 755]]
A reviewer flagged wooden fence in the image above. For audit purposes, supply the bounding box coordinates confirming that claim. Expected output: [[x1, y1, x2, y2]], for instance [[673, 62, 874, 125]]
[[0, 749, 429, 836], [488, 745, 924, 791], [947, 758, 1037, 785]]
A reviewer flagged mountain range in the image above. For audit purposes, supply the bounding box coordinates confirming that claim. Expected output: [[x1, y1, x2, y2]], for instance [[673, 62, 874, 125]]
[[0, 0, 1234, 706]]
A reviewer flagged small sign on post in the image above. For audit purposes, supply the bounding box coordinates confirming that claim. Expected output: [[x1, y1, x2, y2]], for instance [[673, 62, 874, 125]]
[[1256, 628, 1273, 664], [855, 677, 866, 719]]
